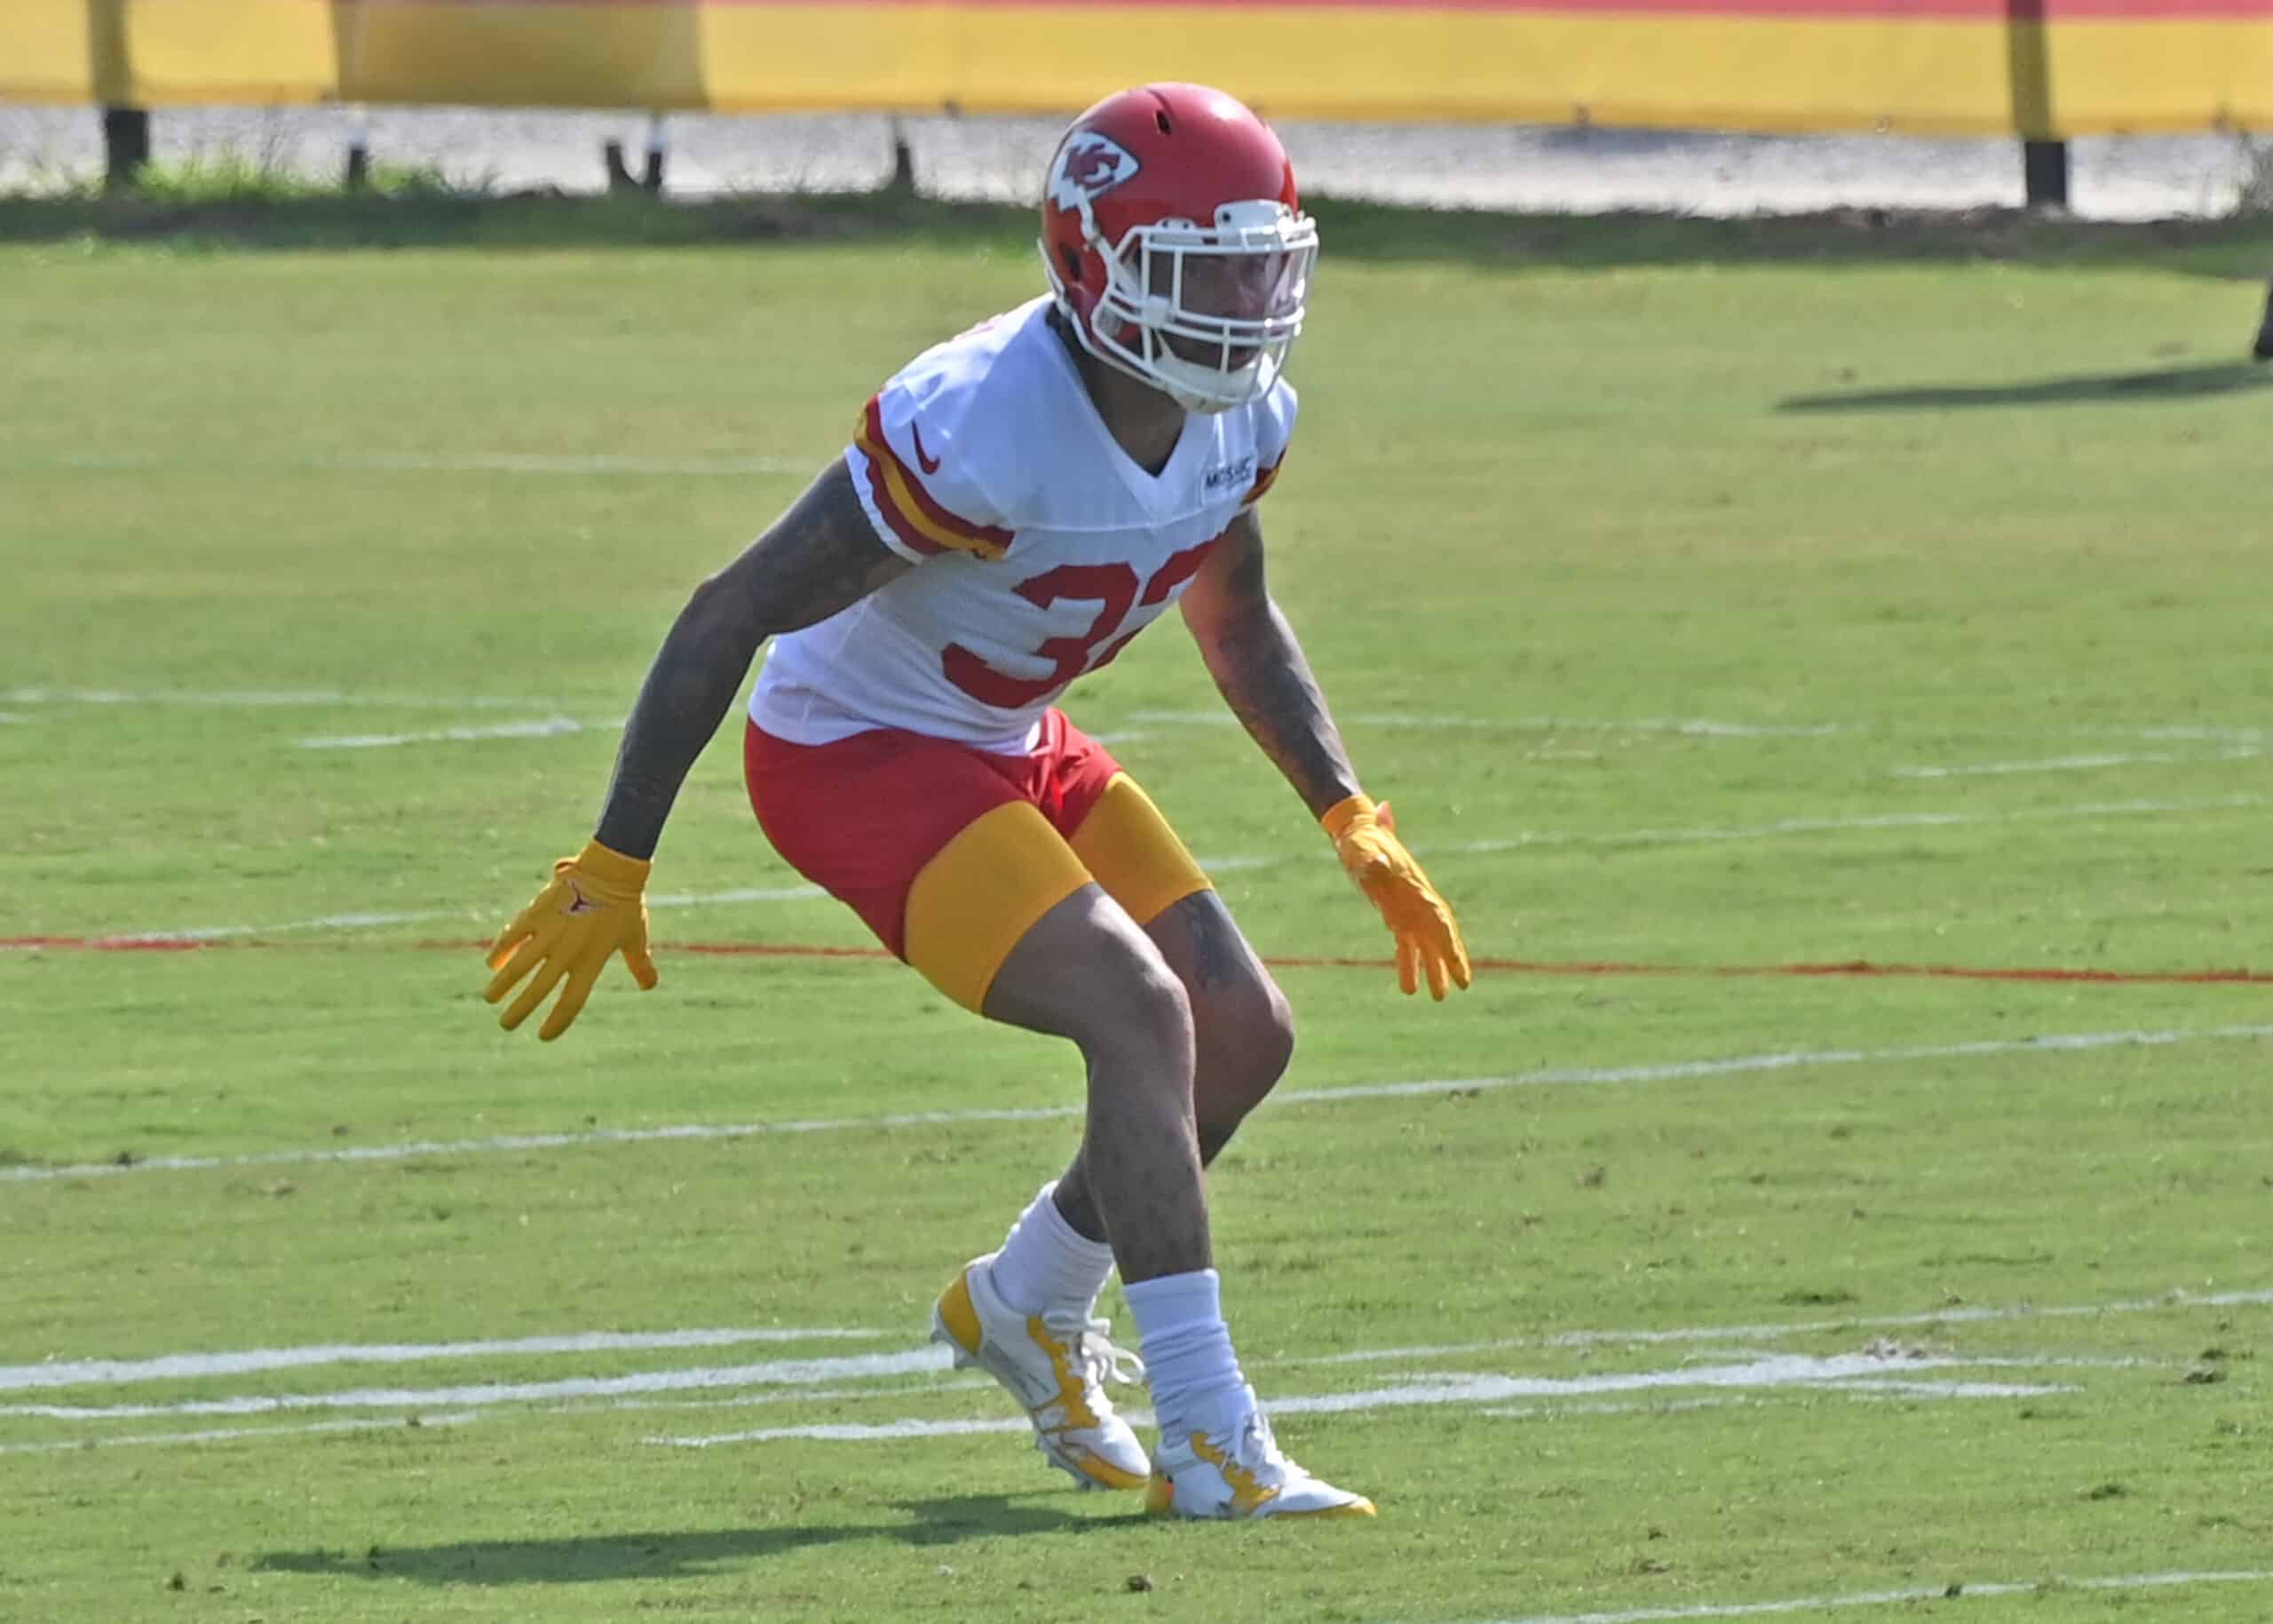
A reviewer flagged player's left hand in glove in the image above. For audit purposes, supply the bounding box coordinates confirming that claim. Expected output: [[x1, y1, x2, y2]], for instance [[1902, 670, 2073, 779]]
[[484, 838, 659, 1041], [1321, 793, 1473, 1001]]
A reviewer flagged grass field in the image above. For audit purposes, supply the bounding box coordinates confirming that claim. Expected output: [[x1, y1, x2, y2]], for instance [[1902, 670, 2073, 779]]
[[3, 194, 2270, 1624]]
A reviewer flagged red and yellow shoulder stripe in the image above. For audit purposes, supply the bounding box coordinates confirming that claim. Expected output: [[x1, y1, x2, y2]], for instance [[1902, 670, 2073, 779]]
[[851, 397, 1015, 561], [1244, 454, 1287, 506]]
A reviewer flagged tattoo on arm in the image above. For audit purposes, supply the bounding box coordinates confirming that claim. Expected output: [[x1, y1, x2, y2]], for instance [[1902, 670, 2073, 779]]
[[1181, 510, 1361, 819], [593, 459, 909, 859]]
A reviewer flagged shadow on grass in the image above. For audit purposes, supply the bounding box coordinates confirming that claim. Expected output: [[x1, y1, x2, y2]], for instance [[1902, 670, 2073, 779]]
[[1777, 359, 2273, 413], [3, 182, 2271, 280], [253, 1493, 1121, 1586]]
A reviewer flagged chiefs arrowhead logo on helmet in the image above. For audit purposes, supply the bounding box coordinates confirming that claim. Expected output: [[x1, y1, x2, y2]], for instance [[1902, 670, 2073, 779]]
[[1039, 84, 1317, 413], [1047, 131, 1141, 214]]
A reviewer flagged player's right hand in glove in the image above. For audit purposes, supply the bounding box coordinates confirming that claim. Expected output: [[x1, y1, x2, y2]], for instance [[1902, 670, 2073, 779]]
[[484, 838, 659, 1041], [1321, 793, 1473, 1001]]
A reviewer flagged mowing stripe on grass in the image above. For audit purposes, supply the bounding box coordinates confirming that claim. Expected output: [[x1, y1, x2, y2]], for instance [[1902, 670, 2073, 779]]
[[6, 790, 2260, 954], [1431, 794, 2264, 858], [641, 1352, 2077, 1449], [12, 1352, 2081, 1428], [1294, 1287, 2273, 1368], [0, 1371, 2052, 1459], [12, 689, 2267, 752], [0, 1414, 483, 1458], [1129, 709, 1847, 738], [13, 1284, 2253, 1402], [0, 883, 830, 948], [1892, 749, 2262, 779], [9, 931, 2269, 986], [0, 1327, 888, 1395], [4, 1024, 2267, 1186], [3, 1348, 950, 1422], [295, 717, 591, 749], [1457, 1569, 2273, 1624]]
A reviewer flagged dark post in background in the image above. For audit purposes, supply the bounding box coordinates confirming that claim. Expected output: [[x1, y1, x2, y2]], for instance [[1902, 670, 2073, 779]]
[[2008, 0, 2069, 209]]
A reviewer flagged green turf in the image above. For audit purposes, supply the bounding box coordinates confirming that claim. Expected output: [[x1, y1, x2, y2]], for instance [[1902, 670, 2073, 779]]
[[1, 204, 2268, 1623]]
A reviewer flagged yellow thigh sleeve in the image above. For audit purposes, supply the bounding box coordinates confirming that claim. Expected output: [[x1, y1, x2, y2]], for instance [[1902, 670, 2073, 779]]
[[905, 802, 1094, 1013], [1068, 773, 1214, 930]]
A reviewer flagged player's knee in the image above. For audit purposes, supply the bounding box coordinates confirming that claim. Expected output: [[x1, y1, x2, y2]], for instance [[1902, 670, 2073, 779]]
[[1041, 920, 1195, 1077], [1204, 976, 1294, 1111], [1105, 955, 1197, 1076], [1253, 979, 1295, 1088]]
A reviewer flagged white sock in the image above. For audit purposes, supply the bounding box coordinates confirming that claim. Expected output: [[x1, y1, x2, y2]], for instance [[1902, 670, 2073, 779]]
[[1123, 1268, 1245, 1437], [986, 1181, 1115, 1319]]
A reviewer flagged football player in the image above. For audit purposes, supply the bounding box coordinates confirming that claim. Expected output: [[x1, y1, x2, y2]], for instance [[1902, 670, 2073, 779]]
[[484, 82, 1470, 1519]]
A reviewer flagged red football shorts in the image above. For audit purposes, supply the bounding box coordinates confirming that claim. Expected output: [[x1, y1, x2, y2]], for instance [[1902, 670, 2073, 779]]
[[744, 709, 1211, 1010]]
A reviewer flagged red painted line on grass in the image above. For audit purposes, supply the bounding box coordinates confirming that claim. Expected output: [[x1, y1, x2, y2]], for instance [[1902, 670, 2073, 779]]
[[6, 935, 2267, 986]]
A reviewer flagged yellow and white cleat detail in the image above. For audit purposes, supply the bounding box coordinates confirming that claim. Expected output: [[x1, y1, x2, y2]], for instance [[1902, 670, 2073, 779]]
[[1145, 1384, 1377, 1520], [931, 1253, 1151, 1492]]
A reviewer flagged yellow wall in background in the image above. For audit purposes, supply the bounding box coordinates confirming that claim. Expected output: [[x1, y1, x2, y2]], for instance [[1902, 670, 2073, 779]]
[[4, 0, 2268, 136]]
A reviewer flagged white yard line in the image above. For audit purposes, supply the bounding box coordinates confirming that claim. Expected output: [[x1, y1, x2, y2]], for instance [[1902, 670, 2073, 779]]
[[34, 450, 809, 478], [1, 1348, 951, 1422], [2, 686, 572, 710], [11, 689, 2267, 754], [1130, 709, 1845, 738], [1454, 1569, 2273, 1624], [0, 1413, 482, 1458], [1430, 794, 2264, 859], [5, 1023, 2267, 1187], [2094, 724, 2266, 744], [1138, 710, 2269, 747], [93, 909, 468, 946], [645, 883, 823, 907], [295, 717, 590, 749], [5, 1288, 2243, 1453], [29, 883, 828, 947], [1892, 748, 2261, 780], [1294, 1287, 2273, 1368], [14, 1286, 2245, 1404], [641, 1353, 2077, 1448], [0, 1327, 885, 1395], [1276, 1025, 2273, 1107]]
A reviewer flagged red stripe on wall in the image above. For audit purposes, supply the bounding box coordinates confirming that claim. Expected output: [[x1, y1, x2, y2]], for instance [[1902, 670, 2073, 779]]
[[343, 0, 2273, 16]]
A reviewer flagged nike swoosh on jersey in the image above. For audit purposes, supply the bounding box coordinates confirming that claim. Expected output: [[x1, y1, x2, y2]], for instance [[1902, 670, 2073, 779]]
[[910, 422, 943, 475]]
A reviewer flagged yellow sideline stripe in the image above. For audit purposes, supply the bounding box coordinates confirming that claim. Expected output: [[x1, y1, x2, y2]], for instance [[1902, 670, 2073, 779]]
[[2, 2, 2267, 134]]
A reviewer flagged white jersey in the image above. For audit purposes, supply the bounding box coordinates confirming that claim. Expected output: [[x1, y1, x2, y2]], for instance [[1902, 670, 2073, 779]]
[[751, 296, 1295, 753]]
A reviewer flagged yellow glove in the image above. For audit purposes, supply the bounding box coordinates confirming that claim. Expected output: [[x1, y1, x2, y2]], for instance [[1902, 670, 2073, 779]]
[[483, 839, 659, 1041], [1321, 793, 1473, 1001]]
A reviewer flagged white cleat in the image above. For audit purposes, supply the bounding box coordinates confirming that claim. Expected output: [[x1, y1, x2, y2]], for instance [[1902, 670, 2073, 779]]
[[1146, 1383, 1377, 1520], [931, 1253, 1152, 1492]]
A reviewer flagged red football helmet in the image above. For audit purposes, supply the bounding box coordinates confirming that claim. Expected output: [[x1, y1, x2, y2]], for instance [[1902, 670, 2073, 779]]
[[1040, 83, 1319, 413]]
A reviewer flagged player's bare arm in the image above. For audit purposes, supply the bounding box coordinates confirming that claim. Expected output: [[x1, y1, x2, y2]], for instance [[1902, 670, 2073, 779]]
[[596, 458, 907, 860], [1183, 506, 1473, 999], [1178, 506, 1359, 818], [483, 458, 906, 1040]]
